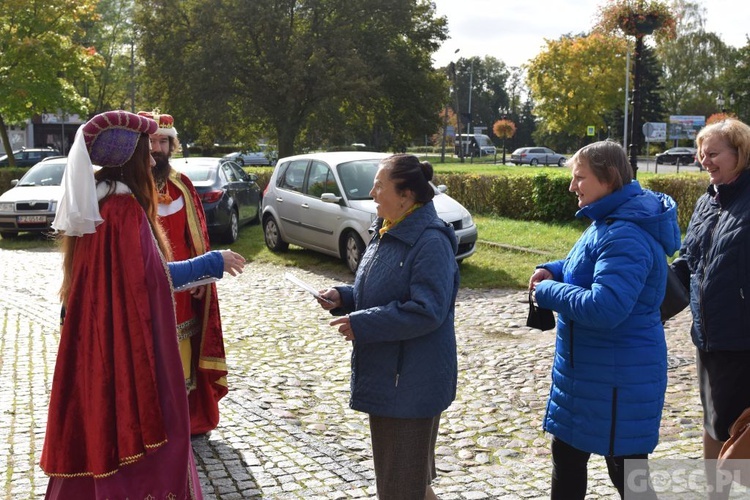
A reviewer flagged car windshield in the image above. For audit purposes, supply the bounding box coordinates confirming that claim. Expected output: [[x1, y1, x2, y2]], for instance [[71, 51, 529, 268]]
[[336, 160, 379, 200], [475, 135, 492, 146], [179, 165, 216, 182], [17, 161, 66, 186]]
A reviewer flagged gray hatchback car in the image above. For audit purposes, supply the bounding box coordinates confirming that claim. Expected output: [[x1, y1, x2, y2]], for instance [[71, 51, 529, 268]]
[[261, 151, 477, 272]]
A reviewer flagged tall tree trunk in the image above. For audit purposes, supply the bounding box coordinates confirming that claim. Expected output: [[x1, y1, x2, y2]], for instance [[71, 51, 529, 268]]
[[0, 114, 16, 167]]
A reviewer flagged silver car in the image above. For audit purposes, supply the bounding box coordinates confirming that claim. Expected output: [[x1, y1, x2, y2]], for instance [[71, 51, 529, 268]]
[[0, 157, 67, 239], [510, 147, 566, 166], [261, 151, 477, 272], [223, 144, 277, 166]]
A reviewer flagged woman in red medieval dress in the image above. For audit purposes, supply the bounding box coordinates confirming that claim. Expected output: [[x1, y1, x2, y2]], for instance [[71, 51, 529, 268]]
[[39, 110, 244, 499]]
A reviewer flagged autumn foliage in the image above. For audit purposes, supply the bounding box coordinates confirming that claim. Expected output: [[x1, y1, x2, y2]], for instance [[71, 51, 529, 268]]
[[493, 119, 516, 140]]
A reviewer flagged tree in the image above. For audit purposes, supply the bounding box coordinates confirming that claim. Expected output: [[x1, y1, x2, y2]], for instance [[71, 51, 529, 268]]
[[79, 0, 141, 114], [492, 119, 516, 164], [448, 56, 510, 142], [527, 33, 628, 151], [0, 0, 100, 164], [723, 41, 750, 122], [655, 0, 734, 118], [596, 0, 676, 175], [135, 0, 448, 156]]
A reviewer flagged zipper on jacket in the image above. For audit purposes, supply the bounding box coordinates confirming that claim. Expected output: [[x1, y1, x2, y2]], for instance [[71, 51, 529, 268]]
[[700, 207, 722, 350], [569, 321, 575, 369], [395, 341, 404, 387], [608, 387, 619, 456]]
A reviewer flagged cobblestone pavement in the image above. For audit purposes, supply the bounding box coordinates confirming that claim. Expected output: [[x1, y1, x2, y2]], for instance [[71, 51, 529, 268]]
[[0, 247, 706, 499]]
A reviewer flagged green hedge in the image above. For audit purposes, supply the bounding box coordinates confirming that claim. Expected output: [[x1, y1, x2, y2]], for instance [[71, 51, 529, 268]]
[[0, 166, 706, 232], [431, 171, 706, 232]]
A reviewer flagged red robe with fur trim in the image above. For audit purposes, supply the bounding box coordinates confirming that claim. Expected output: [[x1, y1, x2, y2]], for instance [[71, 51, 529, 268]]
[[160, 170, 227, 434]]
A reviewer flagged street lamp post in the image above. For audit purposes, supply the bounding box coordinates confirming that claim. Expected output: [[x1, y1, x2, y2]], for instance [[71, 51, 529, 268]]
[[717, 92, 726, 113], [451, 49, 465, 163], [498, 106, 509, 165], [629, 34, 645, 179], [465, 59, 473, 160]]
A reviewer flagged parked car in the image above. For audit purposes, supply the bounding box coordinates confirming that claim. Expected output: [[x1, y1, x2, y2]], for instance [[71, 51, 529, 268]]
[[510, 147, 566, 166], [172, 157, 262, 244], [261, 151, 478, 273], [0, 147, 62, 167], [223, 144, 277, 166], [0, 157, 67, 238], [455, 134, 496, 157], [655, 147, 698, 165]]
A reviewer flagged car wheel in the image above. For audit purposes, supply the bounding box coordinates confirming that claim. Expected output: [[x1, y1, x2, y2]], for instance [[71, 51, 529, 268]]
[[0, 231, 18, 239], [342, 231, 365, 273], [557, 158, 565, 167], [263, 214, 288, 252], [222, 209, 239, 243], [530, 158, 539, 166]]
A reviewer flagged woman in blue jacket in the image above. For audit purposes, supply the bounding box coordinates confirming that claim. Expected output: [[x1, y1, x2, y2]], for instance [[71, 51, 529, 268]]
[[318, 154, 459, 500], [529, 141, 681, 499]]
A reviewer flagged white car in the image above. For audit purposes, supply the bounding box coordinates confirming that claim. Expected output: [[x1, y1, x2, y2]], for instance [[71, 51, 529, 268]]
[[261, 151, 477, 272], [0, 157, 67, 239]]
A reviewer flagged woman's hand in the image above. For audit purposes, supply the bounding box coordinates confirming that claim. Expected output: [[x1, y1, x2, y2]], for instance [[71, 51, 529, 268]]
[[330, 315, 355, 341], [220, 250, 246, 276], [529, 268, 553, 290], [317, 288, 341, 310]]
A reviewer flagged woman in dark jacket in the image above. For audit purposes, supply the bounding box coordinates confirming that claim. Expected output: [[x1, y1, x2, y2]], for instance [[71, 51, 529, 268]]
[[530, 141, 680, 499], [671, 118, 750, 496], [318, 154, 459, 500]]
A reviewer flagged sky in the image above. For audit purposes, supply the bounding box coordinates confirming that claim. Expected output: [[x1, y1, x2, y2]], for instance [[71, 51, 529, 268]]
[[430, 0, 749, 68]]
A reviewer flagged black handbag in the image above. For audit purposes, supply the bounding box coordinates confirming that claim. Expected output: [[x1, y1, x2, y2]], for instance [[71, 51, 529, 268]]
[[660, 265, 689, 322], [526, 290, 556, 331]]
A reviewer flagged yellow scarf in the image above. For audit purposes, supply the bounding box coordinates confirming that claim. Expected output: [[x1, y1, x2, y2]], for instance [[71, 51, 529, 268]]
[[379, 203, 422, 236]]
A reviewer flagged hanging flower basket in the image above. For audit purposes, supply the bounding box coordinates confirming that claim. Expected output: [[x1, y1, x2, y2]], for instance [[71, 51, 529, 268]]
[[598, 1, 676, 39]]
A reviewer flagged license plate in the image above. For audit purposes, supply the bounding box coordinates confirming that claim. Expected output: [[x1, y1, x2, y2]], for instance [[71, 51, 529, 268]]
[[18, 215, 47, 224]]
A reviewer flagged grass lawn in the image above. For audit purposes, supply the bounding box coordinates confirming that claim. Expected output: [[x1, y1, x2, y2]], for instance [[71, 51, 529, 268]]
[[206, 215, 588, 290], [1, 215, 588, 290]]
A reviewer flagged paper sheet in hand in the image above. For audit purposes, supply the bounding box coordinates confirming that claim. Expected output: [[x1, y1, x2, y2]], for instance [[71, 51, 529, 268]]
[[173, 276, 218, 292], [284, 272, 333, 303]]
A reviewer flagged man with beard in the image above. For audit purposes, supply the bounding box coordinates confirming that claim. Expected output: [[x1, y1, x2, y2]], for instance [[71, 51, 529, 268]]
[[138, 110, 228, 436]]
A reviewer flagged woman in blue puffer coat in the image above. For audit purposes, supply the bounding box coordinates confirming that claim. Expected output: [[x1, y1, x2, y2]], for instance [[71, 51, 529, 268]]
[[318, 154, 459, 500], [529, 141, 681, 499]]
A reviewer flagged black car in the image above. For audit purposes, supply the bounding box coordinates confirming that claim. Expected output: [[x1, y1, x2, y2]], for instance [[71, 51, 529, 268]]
[[0, 148, 62, 167], [172, 157, 261, 244], [655, 147, 698, 165]]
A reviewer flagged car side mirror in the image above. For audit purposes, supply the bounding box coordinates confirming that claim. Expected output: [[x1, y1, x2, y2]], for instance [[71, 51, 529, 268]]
[[248, 173, 258, 181], [436, 184, 448, 193], [320, 193, 342, 203], [10, 179, 18, 187]]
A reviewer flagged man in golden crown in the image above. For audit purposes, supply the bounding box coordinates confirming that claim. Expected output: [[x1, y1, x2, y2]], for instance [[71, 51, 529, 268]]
[[138, 109, 228, 436]]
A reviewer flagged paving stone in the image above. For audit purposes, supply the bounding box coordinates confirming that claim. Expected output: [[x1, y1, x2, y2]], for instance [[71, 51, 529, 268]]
[[0, 250, 702, 499]]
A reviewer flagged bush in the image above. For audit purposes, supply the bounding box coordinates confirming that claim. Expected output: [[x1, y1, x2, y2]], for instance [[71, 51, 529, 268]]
[[434, 171, 577, 222], [434, 171, 705, 231], [642, 174, 706, 231], [0, 167, 28, 190], [0, 166, 707, 232]]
